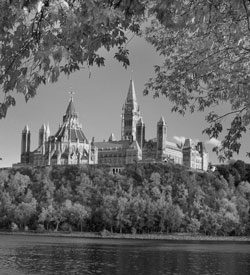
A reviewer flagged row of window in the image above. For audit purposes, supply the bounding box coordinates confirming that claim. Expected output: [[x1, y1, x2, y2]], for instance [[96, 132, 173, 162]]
[[165, 154, 182, 164], [100, 153, 126, 158], [124, 120, 133, 126]]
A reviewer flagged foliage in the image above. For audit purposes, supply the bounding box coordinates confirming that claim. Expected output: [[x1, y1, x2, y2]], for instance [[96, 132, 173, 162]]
[[0, 0, 149, 118], [1, 1, 250, 159], [1, 162, 250, 235], [144, 0, 250, 159]]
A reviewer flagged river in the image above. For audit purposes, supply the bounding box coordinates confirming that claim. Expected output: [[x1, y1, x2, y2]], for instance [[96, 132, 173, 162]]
[[0, 234, 250, 275]]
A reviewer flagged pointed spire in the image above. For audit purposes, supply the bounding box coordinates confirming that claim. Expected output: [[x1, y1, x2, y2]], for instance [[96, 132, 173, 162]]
[[126, 79, 137, 103], [130, 68, 134, 81], [124, 79, 139, 113], [46, 123, 50, 135], [69, 88, 75, 101], [137, 117, 144, 125], [64, 90, 78, 121], [158, 116, 166, 125], [23, 125, 29, 132], [108, 133, 116, 142], [66, 96, 76, 116], [40, 124, 46, 130]]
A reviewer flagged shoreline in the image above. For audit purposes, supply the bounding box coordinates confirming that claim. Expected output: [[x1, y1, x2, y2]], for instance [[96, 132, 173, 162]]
[[1, 231, 250, 242]]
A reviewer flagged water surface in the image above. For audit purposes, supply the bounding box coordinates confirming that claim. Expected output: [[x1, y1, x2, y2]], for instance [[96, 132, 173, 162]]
[[0, 234, 250, 275]]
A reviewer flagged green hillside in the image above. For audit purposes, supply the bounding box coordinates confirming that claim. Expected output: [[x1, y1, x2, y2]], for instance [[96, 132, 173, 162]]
[[0, 161, 250, 236]]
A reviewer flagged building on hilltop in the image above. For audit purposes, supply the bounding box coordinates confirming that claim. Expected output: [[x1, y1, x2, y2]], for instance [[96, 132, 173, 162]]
[[94, 79, 207, 170], [141, 116, 183, 164], [121, 79, 142, 142], [94, 79, 143, 166], [16, 79, 208, 171], [182, 139, 209, 170], [17, 96, 98, 167]]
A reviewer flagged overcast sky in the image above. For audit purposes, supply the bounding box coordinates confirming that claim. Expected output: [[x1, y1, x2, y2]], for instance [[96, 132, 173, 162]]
[[0, 35, 249, 168]]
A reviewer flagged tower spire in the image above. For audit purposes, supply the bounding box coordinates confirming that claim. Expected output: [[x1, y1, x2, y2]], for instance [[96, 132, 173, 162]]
[[121, 79, 142, 141], [21, 125, 31, 164], [64, 89, 77, 122], [69, 88, 75, 101], [126, 79, 137, 105]]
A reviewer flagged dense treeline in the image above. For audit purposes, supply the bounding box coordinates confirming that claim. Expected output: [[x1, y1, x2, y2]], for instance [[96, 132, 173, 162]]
[[0, 161, 250, 236]]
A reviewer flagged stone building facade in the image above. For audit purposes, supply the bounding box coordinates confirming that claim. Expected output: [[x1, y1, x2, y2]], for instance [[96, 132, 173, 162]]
[[18, 97, 98, 167], [94, 80, 143, 166], [17, 79, 208, 171], [94, 79, 207, 170], [182, 139, 208, 171]]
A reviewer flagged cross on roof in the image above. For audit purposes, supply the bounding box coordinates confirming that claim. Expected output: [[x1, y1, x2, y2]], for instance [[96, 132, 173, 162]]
[[130, 69, 134, 80], [69, 89, 75, 101]]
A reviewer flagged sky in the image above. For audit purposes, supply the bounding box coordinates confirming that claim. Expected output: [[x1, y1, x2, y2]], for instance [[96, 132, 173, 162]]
[[0, 35, 249, 168]]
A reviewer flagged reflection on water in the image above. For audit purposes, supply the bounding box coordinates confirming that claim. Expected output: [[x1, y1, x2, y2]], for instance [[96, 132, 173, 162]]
[[0, 235, 250, 275]]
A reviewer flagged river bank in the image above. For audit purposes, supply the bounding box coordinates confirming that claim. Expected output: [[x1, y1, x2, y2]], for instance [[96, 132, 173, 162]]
[[1, 231, 250, 242]]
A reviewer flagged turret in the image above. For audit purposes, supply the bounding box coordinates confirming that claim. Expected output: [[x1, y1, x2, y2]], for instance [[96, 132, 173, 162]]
[[39, 123, 50, 155], [182, 138, 194, 169], [21, 125, 31, 164], [39, 124, 46, 147], [46, 123, 50, 141], [136, 118, 145, 149], [156, 116, 167, 160], [108, 133, 116, 142], [197, 141, 209, 171]]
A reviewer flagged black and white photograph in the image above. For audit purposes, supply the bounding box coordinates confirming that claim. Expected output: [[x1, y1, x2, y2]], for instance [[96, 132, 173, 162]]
[[0, 1, 250, 274]]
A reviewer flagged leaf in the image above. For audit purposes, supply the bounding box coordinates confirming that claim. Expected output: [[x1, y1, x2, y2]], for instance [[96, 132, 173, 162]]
[[114, 47, 130, 68], [0, 0, 146, 116], [145, 0, 250, 159], [0, 103, 7, 118]]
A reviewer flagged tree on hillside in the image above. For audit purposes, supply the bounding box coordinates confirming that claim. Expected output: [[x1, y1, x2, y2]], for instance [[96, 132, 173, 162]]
[[14, 197, 37, 230], [144, 0, 250, 160]]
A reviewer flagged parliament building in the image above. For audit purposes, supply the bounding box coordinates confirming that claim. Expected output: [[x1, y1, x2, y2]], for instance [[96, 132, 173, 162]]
[[17, 79, 208, 171]]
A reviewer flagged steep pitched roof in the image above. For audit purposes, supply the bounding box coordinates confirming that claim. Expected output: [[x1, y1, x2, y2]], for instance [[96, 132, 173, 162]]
[[51, 96, 88, 144], [53, 125, 88, 144], [127, 79, 137, 102], [66, 97, 76, 115], [165, 140, 181, 151], [158, 116, 166, 125], [23, 125, 29, 132], [124, 79, 139, 111], [129, 140, 141, 150], [63, 97, 78, 122], [108, 133, 116, 142]]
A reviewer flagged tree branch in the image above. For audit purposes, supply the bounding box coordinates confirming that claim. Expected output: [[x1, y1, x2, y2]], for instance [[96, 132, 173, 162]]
[[210, 106, 248, 123], [242, 0, 250, 31]]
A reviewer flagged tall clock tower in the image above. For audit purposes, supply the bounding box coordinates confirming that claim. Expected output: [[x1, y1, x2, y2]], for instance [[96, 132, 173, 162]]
[[121, 79, 142, 142]]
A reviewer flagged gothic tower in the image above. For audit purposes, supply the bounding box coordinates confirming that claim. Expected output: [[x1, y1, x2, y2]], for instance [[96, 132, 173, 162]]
[[156, 116, 167, 160], [46, 123, 50, 141], [121, 79, 141, 142], [197, 141, 209, 171], [182, 138, 193, 168], [136, 118, 145, 149], [39, 124, 50, 155], [21, 125, 31, 164], [38, 124, 46, 155]]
